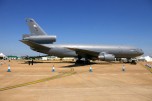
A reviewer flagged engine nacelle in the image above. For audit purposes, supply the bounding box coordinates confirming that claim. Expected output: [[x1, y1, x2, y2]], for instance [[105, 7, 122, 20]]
[[98, 53, 115, 61], [23, 35, 56, 44]]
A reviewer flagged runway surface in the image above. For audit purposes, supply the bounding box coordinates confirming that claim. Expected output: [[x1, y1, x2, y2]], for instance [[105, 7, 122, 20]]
[[0, 60, 152, 101]]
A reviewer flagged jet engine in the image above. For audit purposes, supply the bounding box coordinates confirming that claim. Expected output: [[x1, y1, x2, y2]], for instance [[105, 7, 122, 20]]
[[23, 35, 56, 44], [98, 53, 115, 61]]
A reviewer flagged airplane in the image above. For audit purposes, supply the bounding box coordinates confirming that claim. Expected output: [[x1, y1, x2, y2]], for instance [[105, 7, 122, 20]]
[[20, 18, 144, 64]]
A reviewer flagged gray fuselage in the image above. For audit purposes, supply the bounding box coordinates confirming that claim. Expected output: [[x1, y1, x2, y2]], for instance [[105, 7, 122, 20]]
[[42, 44, 143, 59]]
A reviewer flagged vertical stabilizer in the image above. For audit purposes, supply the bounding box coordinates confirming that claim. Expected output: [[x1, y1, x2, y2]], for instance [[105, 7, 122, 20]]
[[26, 18, 47, 36]]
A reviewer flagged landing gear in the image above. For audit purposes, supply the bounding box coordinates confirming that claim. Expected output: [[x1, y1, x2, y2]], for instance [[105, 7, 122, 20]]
[[76, 60, 84, 64], [131, 60, 137, 65], [75, 58, 90, 64], [127, 58, 137, 65], [120, 58, 137, 65]]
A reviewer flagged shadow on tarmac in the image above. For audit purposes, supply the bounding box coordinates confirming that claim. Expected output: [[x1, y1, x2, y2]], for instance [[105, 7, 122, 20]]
[[20, 60, 126, 67], [62, 63, 97, 68], [20, 61, 75, 64]]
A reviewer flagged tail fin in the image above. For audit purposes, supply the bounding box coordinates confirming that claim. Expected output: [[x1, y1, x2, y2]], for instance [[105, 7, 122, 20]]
[[26, 18, 47, 36]]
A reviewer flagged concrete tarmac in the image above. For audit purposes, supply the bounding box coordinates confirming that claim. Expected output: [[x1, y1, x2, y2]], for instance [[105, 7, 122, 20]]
[[0, 60, 152, 101]]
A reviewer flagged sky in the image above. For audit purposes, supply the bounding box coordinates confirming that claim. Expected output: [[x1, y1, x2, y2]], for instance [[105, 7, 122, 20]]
[[0, 0, 152, 56]]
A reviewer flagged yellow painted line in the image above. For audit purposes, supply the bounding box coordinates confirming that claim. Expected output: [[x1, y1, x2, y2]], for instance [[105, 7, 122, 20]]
[[0, 68, 76, 91], [145, 67, 152, 73]]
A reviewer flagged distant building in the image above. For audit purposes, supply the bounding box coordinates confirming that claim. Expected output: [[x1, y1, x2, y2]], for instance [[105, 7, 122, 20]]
[[41, 57, 48, 60], [138, 56, 146, 62], [7, 56, 18, 60], [62, 57, 75, 61]]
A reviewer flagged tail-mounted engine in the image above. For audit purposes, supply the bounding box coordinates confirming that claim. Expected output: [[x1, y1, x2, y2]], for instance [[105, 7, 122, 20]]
[[23, 34, 56, 44]]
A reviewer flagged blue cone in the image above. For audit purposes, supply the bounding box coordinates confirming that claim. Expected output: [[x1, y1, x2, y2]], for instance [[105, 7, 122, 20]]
[[122, 65, 125, 72], [52, 65, 55, 72], [7, 65, 11, 72], [89, 65, 93, 72]]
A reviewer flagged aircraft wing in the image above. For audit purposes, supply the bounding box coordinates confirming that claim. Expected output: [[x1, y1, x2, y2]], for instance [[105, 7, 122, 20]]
[[20, 40, 50, 52], [66, 47, 99, 57]]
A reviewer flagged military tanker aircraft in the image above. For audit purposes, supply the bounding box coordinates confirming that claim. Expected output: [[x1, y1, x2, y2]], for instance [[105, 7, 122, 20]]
[[20, 18, 144, 64]]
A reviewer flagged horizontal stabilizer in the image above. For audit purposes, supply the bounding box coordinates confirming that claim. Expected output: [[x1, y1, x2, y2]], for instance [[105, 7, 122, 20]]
[[20, 40, 50, 52]]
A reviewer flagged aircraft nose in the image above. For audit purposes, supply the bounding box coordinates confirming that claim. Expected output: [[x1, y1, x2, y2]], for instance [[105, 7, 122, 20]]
[[139, 49, 144, 55]]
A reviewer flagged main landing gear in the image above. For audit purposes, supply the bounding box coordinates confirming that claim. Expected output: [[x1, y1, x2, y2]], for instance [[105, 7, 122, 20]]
[[75, 58, 90, 64]]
